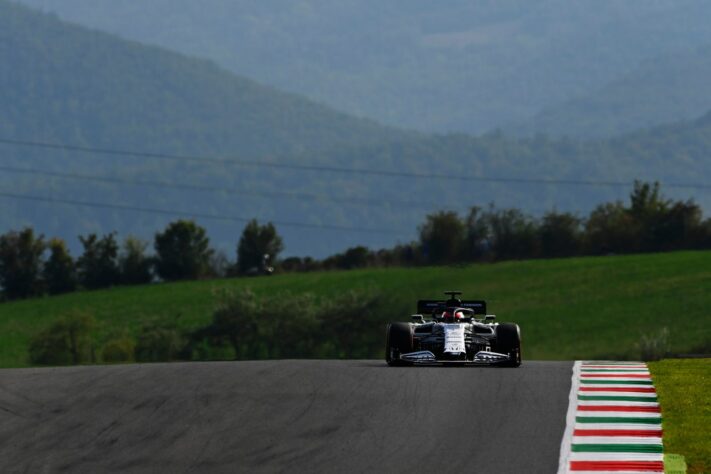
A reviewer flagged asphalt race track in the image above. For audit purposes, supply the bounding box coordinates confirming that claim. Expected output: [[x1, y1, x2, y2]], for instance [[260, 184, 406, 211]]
[[0, 360, 572, 473]]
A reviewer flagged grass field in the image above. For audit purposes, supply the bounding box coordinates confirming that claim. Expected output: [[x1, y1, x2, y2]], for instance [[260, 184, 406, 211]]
[[649, 359, 711, 474], [1, 250, 710, 368]]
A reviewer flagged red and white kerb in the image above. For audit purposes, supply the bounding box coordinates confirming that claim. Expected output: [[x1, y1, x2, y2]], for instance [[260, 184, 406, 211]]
[[557, 361, 664, 474]]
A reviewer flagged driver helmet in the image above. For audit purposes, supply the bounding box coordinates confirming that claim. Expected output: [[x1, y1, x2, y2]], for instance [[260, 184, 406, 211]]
[[442, 310, 465, 322]]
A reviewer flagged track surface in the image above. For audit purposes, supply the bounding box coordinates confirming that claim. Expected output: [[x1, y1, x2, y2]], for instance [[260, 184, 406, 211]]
[[0, 360, 572, 473]]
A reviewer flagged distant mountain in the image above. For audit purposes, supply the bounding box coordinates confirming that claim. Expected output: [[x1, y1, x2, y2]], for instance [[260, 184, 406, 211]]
[[0, 0, 412, 256], [3, 1, 711, 259], [0, 1, 406, 158], [514, 46, 711, 138], [15, 0, 711, 134]]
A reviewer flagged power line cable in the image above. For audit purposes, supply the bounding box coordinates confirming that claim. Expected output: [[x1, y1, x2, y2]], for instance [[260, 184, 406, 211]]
[[0, 164, 463, 211], [0, 165, 585, 215], [2, 137, 710, 190], [0, 190, 407, 235]]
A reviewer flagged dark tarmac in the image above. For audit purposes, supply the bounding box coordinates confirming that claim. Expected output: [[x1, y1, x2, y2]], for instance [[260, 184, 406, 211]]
[[0, 360, 572, 473]]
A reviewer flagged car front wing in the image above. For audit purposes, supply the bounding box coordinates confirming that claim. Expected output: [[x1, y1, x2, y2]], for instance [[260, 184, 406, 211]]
[[398, 350, 511, 366]]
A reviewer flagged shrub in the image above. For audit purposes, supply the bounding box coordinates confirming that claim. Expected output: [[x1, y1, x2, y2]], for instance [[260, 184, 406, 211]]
[[29, 312, 96, 365], [318, 289, 391, 358], [134, 320, 186, 362], [194, 288, 393, 360], [206, 288, 261, 358], [637, 327, 670, 361], [261, 292, 320, 358], [101, 336, 136, 363]]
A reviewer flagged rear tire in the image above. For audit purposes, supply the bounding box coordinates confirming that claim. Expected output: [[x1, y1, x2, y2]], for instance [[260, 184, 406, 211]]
[[494, 323, 522, 367], [385, 322, 413, 366]]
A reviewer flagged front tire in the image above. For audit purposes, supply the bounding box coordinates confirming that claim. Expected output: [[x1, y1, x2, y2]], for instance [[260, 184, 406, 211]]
[[494, 323, 522, 367], [385, 322, 413, 366]]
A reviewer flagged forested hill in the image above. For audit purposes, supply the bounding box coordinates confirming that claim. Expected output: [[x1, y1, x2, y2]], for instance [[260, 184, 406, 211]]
[[15, 0, 711, 135], [0, 1, 405, 158], [515, 46, 711, 138], [0, 0, 414, 258], [3, 0, 711, 259]]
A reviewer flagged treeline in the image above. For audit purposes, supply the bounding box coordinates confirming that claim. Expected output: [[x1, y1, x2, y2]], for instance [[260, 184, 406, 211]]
[[296, 181, 711, 269], [2, 181, 710, 301], [0, 219, 283, 301]]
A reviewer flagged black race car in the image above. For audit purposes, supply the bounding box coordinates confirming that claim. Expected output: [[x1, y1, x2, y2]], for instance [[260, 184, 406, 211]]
[[385, 291, 521, 366]]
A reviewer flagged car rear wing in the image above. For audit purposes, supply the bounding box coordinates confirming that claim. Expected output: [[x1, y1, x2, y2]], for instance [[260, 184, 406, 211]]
[[417, 299, 487, 315]]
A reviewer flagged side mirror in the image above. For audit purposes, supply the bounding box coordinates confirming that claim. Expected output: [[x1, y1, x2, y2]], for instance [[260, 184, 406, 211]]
[[485, 315, 496, 322], [411, 314, 425, 323]]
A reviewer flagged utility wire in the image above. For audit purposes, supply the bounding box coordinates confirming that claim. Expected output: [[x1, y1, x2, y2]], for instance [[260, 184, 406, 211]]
[[0, 191, 407, 235], [2, 137, 709, 190], [0, 165, 582, 215], [0, 164, 461, 211]]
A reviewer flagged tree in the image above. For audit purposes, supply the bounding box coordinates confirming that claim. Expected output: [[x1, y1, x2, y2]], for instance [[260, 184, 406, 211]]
[[584, 202, 639, 254], [657, 200, 704, 249], [419, 211, 466, 264], [119, 236, 153, 285], [539, 211, 582, 258], [628, 181, 670, 251], [629, 181, 668, 221], [280, 257, 304, 272], [154, 220, 213, 281], [697, 218, 711, 249], [0, 227, 45, 300], [207, 250, 231, 278], [323, 246, 371, 270], [484, 208, 539, 260], [465, 206, 491, 261], [77, 233, 120, 289], [43, 238, 77, 295], [625, 181, 707, 251], [338, 246, 371, 269], [236, 219, 284, 274]]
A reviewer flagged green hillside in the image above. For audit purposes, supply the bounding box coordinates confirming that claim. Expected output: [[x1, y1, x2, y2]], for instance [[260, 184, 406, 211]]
[[15, 0, 711, 134], [1, 251, 709, 368]]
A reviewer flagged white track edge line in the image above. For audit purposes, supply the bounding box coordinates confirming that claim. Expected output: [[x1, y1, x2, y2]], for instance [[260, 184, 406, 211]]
[[557, 360, 581, 474]]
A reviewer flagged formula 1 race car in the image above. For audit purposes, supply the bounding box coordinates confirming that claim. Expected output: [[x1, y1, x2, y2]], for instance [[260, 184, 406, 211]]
[[385, 291, 521, 366]]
